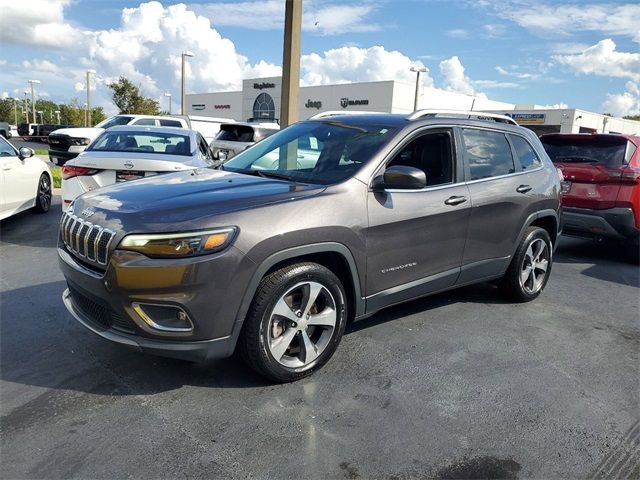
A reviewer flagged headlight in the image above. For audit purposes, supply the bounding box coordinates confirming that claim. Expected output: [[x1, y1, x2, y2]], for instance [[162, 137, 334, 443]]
[[118, 227, 237, 258], [70, 137, 91, 146]]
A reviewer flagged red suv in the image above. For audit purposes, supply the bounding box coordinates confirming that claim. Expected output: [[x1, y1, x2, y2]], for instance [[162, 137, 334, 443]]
[[540, 133, 639, 246]]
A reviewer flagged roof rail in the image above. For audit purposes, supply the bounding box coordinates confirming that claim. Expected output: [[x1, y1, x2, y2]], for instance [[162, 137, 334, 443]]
[[407, 109, 518, 126], [309, 110, 385, 120]]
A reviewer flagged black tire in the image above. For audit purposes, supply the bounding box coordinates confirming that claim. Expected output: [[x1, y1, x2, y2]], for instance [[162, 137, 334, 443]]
[[31, 173, 52, 213], [238, 262, 348, 383], [500, 227, 553, 302]]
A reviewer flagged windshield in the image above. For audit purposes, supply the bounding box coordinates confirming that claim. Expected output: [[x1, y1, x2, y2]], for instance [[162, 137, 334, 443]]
[[222, 121, 397, 185], [96, 115, 134, 129], [87, 131, 192, 156], [215, 125, 256, 143], [542, 138, 628, 166]]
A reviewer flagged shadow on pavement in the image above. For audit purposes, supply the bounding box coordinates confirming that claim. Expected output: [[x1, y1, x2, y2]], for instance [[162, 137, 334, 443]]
[[0, 195, 61, 248]]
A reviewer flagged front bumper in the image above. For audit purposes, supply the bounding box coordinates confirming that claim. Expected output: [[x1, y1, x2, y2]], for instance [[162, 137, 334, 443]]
[[562, 207, 639, 241], [49, 149, 79, 166], [58, 242, 256, 362]]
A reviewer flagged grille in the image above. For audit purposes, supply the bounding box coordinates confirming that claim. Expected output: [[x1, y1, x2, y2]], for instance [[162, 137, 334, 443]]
[[48, 134, 71, 152], [68, 286, 136, 334], [60, 212, 116, 266]]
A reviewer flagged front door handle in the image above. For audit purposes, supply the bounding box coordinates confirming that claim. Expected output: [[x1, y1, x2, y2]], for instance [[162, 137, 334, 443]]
[[444, 195, 467, 206], [516, 184, 532, 193]]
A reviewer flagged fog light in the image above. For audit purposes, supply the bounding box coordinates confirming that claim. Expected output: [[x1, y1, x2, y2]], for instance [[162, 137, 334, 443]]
[[132, 303, 193, 333]]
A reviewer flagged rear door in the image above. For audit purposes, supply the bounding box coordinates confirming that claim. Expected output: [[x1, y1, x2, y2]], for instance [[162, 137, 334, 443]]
[[541, 134, 630, 209], [459, 127, 535, 281]]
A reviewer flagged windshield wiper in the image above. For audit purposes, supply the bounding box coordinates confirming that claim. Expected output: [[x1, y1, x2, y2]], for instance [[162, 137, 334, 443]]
[[253, 170, 295, 181]]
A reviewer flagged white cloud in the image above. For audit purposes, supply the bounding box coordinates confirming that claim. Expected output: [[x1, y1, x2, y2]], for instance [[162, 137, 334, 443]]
[[1, 92, 9, 99], [446, 29, 469, 39], [22, 59, 59, 74], [495, 65, 540, 80], [0, 0, 83, 49], [602, 82, 640, 116], [473, 80, 519, 89], [554, 39, 640, 81], [190, 0, 381, 35], [300, 45, 432, 87], [490, 2, 640, 43], [439, 56, 483, 96], [482, 24, 505, 38]]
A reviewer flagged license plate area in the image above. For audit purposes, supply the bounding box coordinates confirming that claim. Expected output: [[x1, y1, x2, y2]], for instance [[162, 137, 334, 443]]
[[116, 170, 146, 182], [561, 181, 572, 194]]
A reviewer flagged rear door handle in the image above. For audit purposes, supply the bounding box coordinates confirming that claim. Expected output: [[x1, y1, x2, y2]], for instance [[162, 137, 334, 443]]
[[516, 184, 532, 193], [444, 195, 467, 206]]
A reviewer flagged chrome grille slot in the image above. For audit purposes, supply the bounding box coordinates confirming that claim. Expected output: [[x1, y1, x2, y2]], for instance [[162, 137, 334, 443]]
[[60, 212, 116, 266]]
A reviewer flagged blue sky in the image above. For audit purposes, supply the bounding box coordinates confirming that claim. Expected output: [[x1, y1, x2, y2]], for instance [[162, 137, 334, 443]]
[[1, 0, 639, 116]]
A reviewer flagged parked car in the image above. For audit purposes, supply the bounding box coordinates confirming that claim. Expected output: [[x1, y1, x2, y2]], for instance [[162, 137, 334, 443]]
[[58, 110, 561, 382], [209, 122, 279, 162], [49, 114, 234, 166], [540, 133, 639, 246], [0, 122, 11, 139], [0, 135, 52, 220], [61, 126, 215, 210], [9, 125, 19, 138], [17, 123, 38, 139], [38, 124, 72, 142]]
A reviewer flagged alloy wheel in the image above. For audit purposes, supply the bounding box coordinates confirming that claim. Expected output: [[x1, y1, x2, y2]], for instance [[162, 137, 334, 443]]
[[39, 175, 51, 210], [520, 238, 549, 294], [267, 281, 337, 369]]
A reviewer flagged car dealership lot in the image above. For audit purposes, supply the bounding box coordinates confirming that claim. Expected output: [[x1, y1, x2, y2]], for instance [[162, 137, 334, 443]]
[[1, 196, 638, 479]]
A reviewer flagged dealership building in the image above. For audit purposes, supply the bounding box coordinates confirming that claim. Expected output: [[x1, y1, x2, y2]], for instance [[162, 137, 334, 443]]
[[186, 76, 640, 135]]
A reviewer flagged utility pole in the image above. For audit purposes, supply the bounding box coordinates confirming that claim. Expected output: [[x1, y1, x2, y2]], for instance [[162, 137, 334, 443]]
[[84, 103, 88, 127], [280, 0, 302, 128], [13, 98, 18, 125], [86, 69, 96, 127], [23, 91, 29, 124], [410, 67, 428, 111], [181, 51, 194, 115], [28, 80, 40, 124]]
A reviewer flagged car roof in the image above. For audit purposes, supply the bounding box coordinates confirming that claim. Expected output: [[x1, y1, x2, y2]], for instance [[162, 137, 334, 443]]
[[540, 133, 638, 143]]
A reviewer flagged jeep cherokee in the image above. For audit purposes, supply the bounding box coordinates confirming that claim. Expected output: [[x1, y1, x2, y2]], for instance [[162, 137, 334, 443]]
[[58, 111, 561, 382]]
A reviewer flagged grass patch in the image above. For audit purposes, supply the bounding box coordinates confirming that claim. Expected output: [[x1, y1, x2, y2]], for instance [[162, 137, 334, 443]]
[[34, 149, 48, 155], [51, 166, 62, 189]]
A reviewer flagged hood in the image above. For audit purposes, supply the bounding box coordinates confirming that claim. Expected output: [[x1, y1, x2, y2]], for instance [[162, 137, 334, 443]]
[[71, 168, 325, 232], [50, 127, 104, 139]]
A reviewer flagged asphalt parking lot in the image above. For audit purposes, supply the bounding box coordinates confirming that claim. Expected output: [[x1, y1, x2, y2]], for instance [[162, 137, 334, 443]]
[[1, 195, 638, 479]]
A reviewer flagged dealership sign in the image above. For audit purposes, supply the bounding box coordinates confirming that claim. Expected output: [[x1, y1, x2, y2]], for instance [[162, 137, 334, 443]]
[[254, 82, 275, 89], [305, 99, 322, 109], [506, 113, 546, 124], [340, 97, 369, 108]]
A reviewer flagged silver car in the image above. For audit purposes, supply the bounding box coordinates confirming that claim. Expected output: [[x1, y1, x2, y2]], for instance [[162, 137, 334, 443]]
[[209, 122, 279, 162], [61, 125, 215, 210]]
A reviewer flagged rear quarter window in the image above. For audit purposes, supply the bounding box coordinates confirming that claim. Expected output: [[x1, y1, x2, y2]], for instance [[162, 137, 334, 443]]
[[509, 135, 542, 171]]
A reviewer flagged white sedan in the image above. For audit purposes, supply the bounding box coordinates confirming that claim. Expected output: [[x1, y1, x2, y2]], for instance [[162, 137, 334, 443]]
[[61, 126, 216, 210], [0, 136, 52, 220]]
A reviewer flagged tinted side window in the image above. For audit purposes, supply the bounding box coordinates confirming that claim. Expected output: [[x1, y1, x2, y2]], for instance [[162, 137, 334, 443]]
[[160, 119, 182, 127], [133, 118, 156, 126], [509, 135, 541, 171], [388, 130, 454, 186], [462, 129, 515, 180]]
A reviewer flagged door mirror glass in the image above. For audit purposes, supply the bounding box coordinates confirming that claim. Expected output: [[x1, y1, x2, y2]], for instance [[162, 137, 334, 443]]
[[18, 147, 34, 160], [374, 165, 427, 190]]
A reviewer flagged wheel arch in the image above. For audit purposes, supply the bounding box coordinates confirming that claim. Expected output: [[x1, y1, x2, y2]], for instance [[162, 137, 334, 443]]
[[513, 209, 560, 258]]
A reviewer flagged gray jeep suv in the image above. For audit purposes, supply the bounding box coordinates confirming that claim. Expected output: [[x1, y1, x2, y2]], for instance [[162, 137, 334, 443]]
[[58, 111, 561, 382]]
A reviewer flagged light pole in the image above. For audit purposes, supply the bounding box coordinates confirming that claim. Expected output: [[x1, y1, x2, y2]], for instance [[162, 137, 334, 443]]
[[86, 69, 96, 127], [164, 92, 172, 114], [84, 103, 88, 127], [55, 110, 61, 124], [181, 51, 194, 115], [12, 98, 18, 125], [37, 110, 44, 124], [23, 91, 29, 124], [28, 79, 40, 123], [410, 67, 428, 111]]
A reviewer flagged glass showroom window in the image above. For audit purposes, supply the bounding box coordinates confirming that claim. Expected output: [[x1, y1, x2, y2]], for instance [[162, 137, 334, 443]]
[[253, 93, 275, 121]]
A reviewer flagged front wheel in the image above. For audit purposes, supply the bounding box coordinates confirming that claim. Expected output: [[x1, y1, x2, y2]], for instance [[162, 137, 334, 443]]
[[239, 262, 347, 382], [501, 227, 552, 302], [31, 173, 52, 213]]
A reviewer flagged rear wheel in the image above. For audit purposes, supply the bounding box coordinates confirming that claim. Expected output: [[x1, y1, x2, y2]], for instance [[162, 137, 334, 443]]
[[501, 227, 552, 302], [31, 173, 52, 213], [239, 262, 347, 382]]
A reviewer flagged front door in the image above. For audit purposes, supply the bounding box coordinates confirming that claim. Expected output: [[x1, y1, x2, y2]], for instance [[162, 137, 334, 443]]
[[366, 128, 471, 311]]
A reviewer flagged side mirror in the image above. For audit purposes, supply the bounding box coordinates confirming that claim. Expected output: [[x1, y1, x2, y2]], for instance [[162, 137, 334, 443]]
[[18, 147, 34, 160], [373, 165, 426, 191]]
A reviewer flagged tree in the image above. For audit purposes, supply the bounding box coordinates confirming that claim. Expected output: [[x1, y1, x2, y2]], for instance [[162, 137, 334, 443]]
[[108, 76, 160, 115], [623, 115, 640, 121]]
